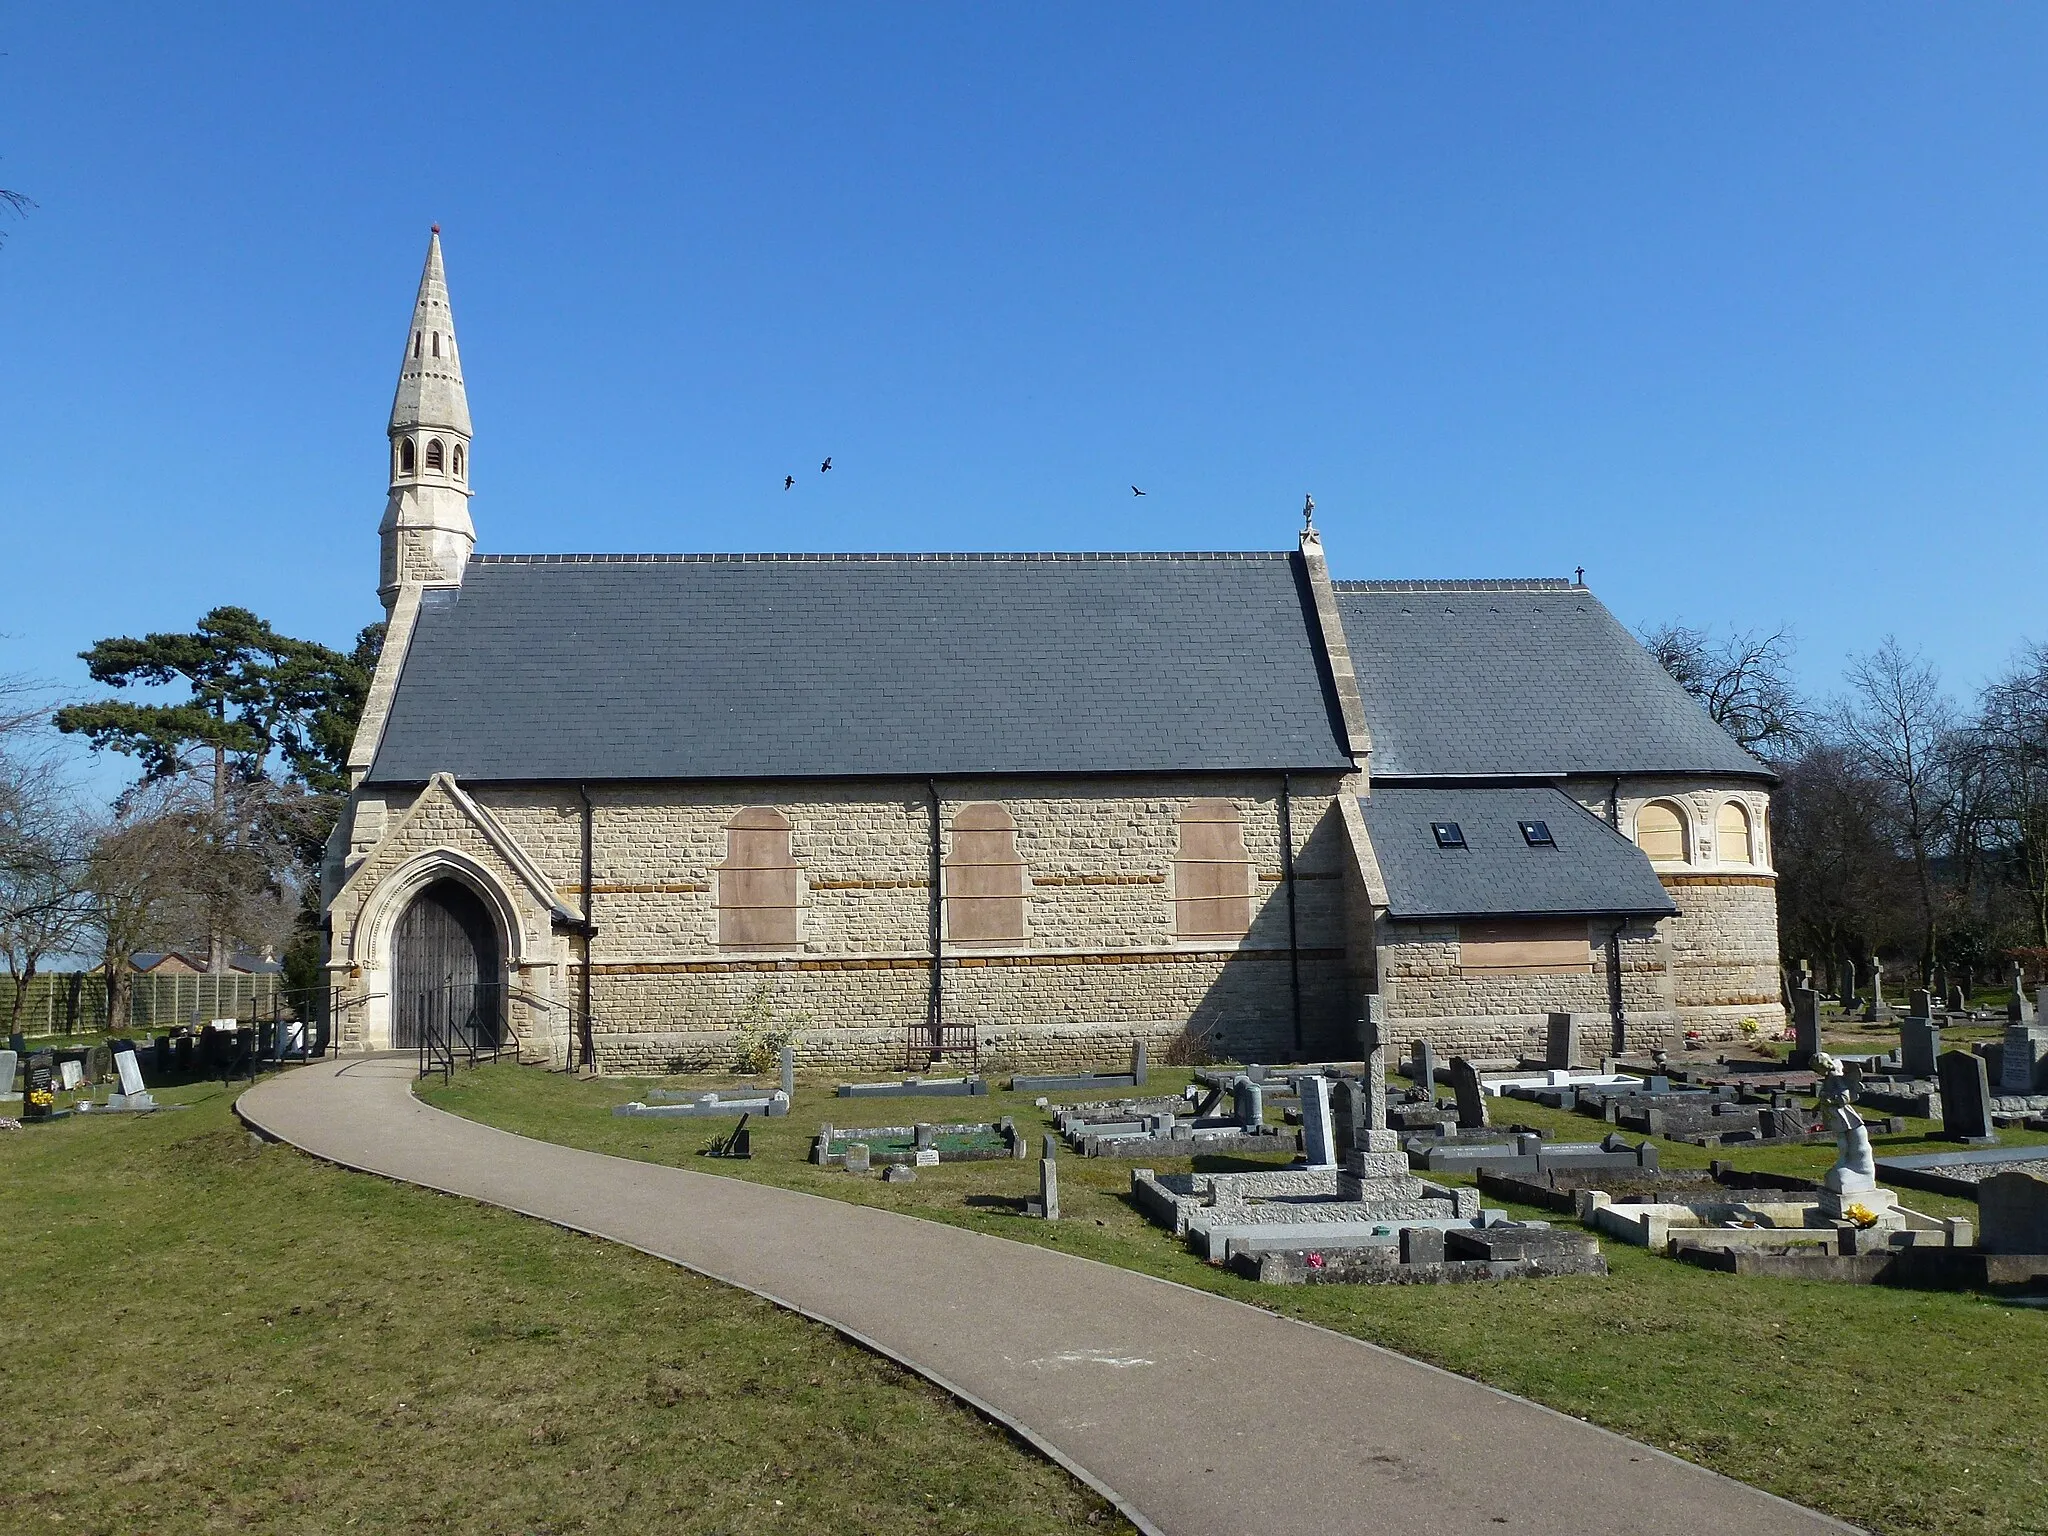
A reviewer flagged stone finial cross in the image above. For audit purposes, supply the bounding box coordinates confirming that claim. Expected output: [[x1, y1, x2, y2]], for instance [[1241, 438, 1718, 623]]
[[1362, 994, 1388, 1133]]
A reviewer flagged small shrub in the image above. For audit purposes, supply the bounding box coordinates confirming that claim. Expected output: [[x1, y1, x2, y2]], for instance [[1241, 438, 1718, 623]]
[[1158, 1022, 1216, 1068]]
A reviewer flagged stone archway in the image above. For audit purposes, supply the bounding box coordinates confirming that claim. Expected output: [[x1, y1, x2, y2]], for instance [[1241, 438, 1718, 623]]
[[390, 877, 503, 1051]]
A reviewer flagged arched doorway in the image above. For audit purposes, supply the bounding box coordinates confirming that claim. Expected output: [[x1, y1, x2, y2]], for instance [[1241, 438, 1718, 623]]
[[392, 878, 502, 1051]]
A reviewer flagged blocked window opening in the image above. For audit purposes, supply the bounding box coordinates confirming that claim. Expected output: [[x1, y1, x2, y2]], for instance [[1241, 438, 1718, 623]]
[[432, 331, 441, 358], [1174, 800, 1252, 941], [452, 443, 465, 478], [945, 803, 1026, 946], [400, 438, 417, 474], [425, 438, 445, 471], [1635, 801, 1688, 863], [716, 808, 802, 951], [413, 331, 422, 358], [1717, 801, 1753, 866], [1458, 918, 1593, 976]]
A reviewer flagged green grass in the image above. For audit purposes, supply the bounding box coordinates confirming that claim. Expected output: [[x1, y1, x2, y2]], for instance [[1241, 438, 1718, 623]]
[[423, 1062, 2048, 1536], [0, 1080, 1130, 1535]]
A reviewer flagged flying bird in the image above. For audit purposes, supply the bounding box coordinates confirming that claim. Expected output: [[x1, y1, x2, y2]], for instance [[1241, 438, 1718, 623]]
[[1131, 485, 1147, 497], [784, 475, 795, 491], [820, 457, 833, 473]]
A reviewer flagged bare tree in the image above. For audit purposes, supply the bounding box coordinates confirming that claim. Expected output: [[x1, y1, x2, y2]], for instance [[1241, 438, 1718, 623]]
[[81, 782, 207, 1031], [1773, 741, 1916, 980], [1836, 638, 1958, 977], [1639, 622, 1810, 761], [1978, 644, 2048, 947]]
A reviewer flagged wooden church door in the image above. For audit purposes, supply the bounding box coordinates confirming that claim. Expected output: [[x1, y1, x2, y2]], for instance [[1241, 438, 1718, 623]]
[[392, 879, 501, 1050]]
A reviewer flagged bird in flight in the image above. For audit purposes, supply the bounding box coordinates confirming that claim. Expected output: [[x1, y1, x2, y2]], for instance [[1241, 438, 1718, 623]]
[[784, 475, 795, 491], [820, 457, 833, 473], [1131, 485, 1146, 497]]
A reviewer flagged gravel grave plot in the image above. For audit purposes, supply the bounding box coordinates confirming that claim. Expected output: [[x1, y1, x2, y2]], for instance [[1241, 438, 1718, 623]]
[[1920, 1156, 2048, 1185]]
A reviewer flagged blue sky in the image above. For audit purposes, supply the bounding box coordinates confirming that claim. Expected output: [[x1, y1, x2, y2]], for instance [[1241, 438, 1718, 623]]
[[3, 6, 2045, 793]]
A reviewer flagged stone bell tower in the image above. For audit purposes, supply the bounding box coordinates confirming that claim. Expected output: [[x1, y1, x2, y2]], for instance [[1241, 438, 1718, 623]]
[[378, 226, 475, 612]]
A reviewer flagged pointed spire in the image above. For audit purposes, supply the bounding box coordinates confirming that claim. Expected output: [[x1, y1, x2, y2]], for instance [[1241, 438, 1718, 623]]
[[389, 226, 472, 437]]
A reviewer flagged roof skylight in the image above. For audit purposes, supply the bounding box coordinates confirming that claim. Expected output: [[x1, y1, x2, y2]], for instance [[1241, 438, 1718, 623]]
[[1431, 822, 1466, 849], [1520, 820, 1555, 847]]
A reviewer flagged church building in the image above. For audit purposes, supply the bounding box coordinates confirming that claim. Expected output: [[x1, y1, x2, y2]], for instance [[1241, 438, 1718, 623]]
[[324, 232, 1784, 1071]]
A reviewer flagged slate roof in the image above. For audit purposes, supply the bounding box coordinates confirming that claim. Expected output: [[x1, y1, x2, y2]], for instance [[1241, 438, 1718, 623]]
[[1359, 785, 1678, 920], [366, 553, 1355, 783], [1333, 581, 1771, 781]]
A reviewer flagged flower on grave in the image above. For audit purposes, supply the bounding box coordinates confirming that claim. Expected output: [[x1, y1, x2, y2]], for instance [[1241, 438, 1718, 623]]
[[26, 1089, 53, 1111], [1306, 1252, 1326, 1269], [1844, 1202, 1880, 1229], [1740, 1018, 1762, 1040]]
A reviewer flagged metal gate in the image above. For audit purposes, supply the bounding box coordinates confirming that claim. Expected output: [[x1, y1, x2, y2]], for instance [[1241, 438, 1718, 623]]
[[393, 879, 502, 1052]]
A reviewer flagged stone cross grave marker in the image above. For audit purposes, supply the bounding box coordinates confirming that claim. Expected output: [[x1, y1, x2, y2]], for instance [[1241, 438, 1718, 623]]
[[1233, 1077, 1263, 1131], [1790, 988, 1820, 1068], [1361, 994, 1388, 1126], [1900, 1015, 1942, 1079], [1937, 1050, 1996, 1145], [1296, 1075, 1337, 1169], [1449, 1056, 1489, 1130], [1863, 957, 1890, 1022]]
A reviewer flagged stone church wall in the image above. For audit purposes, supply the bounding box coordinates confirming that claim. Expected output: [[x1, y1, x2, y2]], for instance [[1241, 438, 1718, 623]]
[[448, 772, 1360, 1071]]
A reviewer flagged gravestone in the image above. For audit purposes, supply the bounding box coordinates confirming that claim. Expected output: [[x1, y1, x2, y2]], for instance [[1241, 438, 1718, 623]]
[[913, 1123, 935, 1151], [1937, 1050, 1997, 1145], [2010, 968, 2034, 1025], [1789, 988, 1820, 1069], [1036, 1148, 1060, 1221], [0, 1048, 16, 1098], [113, 1047, 147, 1099], [1448, 1057, 1489, 1130], [1232, 1077, 1264, 1131], [1947, 983, 1968, 1014], [1838, 958, 1860, 1013], [23, 1050, 54, 1121], [1545, 1012, 1581, 1071], [1979, 1171, 2048, 1255], [1900, 1016, 1942, 1079], [1330, 1078, 1367, 1160], [1410, 1039, 1438, 1099], [1296, 1075, 1337, 1169], [779, 1045, 795, 1100], [2039, 986, 2048, 1025], [1131, 1038, 1148, 1087], [881, 1164, 915, 1184], [844, 1141, 872, 1173], [87, 1044, 111, 1087], [2001, 1025, 2048, 1095], [1842, 1058, 1866, 1094], [1910, 988, 1934, 1021], [914, 1147, 939, 1167], [57, 1060, 83, 1092], [1360, 995, 1391, 1138], [1862, 957, 1890, 1022]]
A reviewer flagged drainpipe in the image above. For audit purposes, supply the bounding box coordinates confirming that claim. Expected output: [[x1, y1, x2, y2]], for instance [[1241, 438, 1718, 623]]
[[1605, 779, 1626, 1054], [926, 780, 943, 1067], [1282, 775, 1302, 1058], [578, 784, 596, 1070]]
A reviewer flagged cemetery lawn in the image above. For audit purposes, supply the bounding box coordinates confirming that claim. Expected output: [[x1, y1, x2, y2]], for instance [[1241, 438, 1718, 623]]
[[425, 1063, 2048, 1536], [0, 1080, 1131, 1536]]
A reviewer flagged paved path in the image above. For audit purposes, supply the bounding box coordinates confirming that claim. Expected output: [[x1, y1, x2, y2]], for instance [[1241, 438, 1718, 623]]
[[240, 1058, 1856, 1536]]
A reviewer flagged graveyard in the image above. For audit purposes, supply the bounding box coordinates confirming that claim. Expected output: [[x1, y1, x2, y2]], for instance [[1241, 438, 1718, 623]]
[[415, 1044, 2048, 1536], [0, 1067, 1130, 1534]]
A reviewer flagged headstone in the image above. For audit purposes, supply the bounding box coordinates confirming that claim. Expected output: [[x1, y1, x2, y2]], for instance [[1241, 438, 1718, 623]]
[[113, 1047, 146, 1099], [1037, 1149, 1060, 1221], [1789, 988, 1820, 1068], [881, 1164, 915, 1184], [1841, 1058, 1865, 1094], [1296, 1075, 1336, 1169], [1937, 1050, 1996, 1144], [1232, 1077, 1264, 1131], [1130, 1038, 1148, 1087], [1946, 983, 1967, 1014], [844, 1141, 871, 1173], [913, 1123, 935, 1151], [1862, 957, 1890, 1022], [1400, 1226, 1446, 1265], [2010, 968, 2034, 1025], [1246, 1063, 1268, 1084], [1795, 960, 1814, 994], [2038, 986, 2048, 1024], [1978, 1171, 2048, 1255], [1910, 987, 1934, 1021], [23, 1050, 54, 1120], [87, 1043, 111, 1086], [1329, 1078, 1366, 1160], [778, 1045, 795, 1100], [2001, 1026, 2048, 1095], [1545, 1012, 1581, 1071], [914, 1147, 939, 1167], [1410, 1039, 1438, 1098], [0, 1048, 16, 1097], [1900, 1016, 1942, 1079], [1448, 1057, 1488, 1130], [57, 1060, 84, 1092]]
